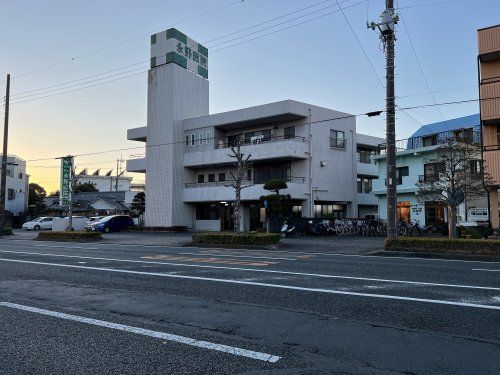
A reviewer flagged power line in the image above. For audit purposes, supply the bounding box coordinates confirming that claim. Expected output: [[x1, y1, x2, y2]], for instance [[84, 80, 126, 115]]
[[397, 1, 444, 120], [22, 94, 496, 164], [2, 0, 245, 83], [396, 0, 474, 10]]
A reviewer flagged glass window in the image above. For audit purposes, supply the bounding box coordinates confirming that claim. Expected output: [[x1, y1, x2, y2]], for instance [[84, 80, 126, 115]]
[[197, 174, 205, 183], [218, 173, 225, 182], [7, 189, 15, 200], [206, 132, 210, 144], [422, 135, 437, 147], [357, 147, 375, 163], [185, 134, 189, 146], [199, 133, 204, 145], [284, 126, 295, 139], [396, 166, 409, 185], [470, 160, 482, 175], [191, 134, 195, 146], [330, 130, 345, 148], [196, 204, 220, 220], [208, 173, 215, 182], [357, 177, 362, 193], [18, 172, 23, 179]]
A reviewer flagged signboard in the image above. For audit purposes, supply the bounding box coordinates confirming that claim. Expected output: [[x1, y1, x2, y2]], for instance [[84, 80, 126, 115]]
[[59, 156, 73, 207], [150, 28, 208, 79]]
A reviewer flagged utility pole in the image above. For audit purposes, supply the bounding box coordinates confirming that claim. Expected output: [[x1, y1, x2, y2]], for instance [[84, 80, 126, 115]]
[[0, 74, 10, 228], [368, 1, 399, 238], [115, 156, 124, 192]]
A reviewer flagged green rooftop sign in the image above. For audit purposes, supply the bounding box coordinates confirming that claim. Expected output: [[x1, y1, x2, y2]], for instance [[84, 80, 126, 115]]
[[150, 28, 208, 79]]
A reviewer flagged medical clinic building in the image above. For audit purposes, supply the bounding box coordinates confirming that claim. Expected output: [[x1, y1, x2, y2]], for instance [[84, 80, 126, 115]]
[[126, 28, 382, 231]]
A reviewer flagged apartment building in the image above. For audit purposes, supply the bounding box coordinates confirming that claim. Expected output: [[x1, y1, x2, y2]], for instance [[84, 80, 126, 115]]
[[1, 154, 29, 217], [125, 28, 382, 231], [372, 115, 487, 226], [478, 24, 500, 227]]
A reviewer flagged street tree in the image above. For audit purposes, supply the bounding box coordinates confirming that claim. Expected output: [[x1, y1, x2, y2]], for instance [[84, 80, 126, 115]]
[[416, 139, 491, 238], [263, 179, 288, 195], [227, 138, 251, 233], [28, 183, 47, 217], [74, 182, 98, 193], [131, 192, 146, 222]]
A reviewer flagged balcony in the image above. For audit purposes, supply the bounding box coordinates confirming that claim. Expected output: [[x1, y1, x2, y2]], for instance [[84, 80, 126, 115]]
[[127, 126, 147, 142], [480, 80, 500, 121], [371, 175, 420, 195], [183, 177, 307, 202], [356, 161, 378, 176], [126, 154, 146, 173], [478, 25, 500, 60], [184, 136, 309, 168], [484, 149, 500, 185]]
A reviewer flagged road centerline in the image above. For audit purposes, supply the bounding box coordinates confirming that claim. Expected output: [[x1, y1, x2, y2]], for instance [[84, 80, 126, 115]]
[[0, 257, 499, 310], [0, 302, 280, 363]]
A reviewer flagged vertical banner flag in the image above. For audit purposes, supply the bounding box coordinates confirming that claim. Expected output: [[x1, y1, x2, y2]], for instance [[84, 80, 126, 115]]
[[59, 156, 73, 207]]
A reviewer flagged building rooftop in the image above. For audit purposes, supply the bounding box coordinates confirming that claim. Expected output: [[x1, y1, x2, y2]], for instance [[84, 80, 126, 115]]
[[409, 114, 480, 139]]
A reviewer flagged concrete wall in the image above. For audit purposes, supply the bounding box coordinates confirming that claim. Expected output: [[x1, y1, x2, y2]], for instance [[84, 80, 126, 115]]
[[4, 156, 28, 216], [144, 63, 209, 227]]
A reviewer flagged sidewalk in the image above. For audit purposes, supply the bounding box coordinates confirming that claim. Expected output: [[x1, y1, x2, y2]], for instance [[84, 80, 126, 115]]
[[4, 230, 385, 255]]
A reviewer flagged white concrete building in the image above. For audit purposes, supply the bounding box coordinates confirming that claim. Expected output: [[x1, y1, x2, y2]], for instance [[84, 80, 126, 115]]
[[2, 155, 29, 217], [126, 28, 382, 231], [76, 170, 132, 192]]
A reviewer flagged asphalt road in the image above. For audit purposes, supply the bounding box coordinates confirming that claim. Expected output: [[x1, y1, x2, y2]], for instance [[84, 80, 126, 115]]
[[0, 238, 499, 374]]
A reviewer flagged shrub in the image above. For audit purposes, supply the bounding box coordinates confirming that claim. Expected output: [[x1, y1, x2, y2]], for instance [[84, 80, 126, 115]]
[[37, 231, 102, 241], [0, 227, 13, 236], [192, 232, 280, 246], [385, 237, 500, 256]]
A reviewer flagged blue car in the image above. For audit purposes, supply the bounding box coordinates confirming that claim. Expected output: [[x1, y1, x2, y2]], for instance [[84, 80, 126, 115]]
[[91, 215, 134, 233]]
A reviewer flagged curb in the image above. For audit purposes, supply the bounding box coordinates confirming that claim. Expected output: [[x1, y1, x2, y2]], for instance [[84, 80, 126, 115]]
[[370, 250, 500, 262]]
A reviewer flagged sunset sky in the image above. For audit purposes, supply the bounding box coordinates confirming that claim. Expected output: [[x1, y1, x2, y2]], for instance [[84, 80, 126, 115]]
[[1, 0, 498, 192]]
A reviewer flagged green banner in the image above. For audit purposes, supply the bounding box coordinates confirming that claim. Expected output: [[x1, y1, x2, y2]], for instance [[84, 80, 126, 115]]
[[60, 157, 73, 207]]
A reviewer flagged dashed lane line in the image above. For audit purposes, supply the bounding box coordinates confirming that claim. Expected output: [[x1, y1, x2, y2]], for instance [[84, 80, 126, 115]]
[[0, 258, 499, 310], [0, 250, 498, 291], [0, 302, 280, 363]]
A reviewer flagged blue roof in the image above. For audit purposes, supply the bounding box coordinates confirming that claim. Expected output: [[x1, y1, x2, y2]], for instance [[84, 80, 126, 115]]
[[409, 114, 480, 138]]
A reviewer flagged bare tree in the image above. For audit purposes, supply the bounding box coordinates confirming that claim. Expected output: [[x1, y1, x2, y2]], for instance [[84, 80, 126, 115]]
[[416, 139, 491, 238], [227, 139, 251, 233]]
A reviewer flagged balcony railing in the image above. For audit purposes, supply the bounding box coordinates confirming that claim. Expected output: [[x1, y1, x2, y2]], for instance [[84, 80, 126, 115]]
[[418, 174, 440, 183], [377, 130, 481, 155], [214, 135, 307, 149], [185, 176, 306, 188]]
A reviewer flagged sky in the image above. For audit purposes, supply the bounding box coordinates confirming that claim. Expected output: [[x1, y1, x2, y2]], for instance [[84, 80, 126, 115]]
[[1, 0, 499, 192]]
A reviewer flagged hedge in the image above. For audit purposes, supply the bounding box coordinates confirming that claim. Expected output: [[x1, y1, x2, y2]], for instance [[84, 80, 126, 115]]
[[37, 231, 102, 241], [192, 232, 280, 246], [385, 237, 500, 256], [0, 227, 13, 236]]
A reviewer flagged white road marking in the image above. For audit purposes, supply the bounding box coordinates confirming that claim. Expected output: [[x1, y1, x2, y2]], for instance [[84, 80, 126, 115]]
[[7, 239, 500, 264], [0, 249, 498, 291], [0, 258, 499, 310], [34, 244, 100, 250], [179, 252, 297, 261], [472, 269, 500, 272], [0, 302, 280, 363]]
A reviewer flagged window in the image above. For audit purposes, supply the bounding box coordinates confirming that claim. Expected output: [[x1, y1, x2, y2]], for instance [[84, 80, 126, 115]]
[[197, 174, 205, 183], [218, 173, 225, 182], [227, 135, 241, 147], [247, 169, 252, 181], [357, 147, 376, 164], [191, 134, 195, 146], [470, 160, 482, 175], [284, 126, 295, 139], [244, 129, 271, 143], [357, 176, 373, 193], [253, 162, 290, 184], [185, 134, 190, 146], [206, 132, 210, 144], [330, 130, 345, 148], [7, 189, 15, 200], [196, 203, 220, 220], [208, 173, 215, 182], [18, 172, 23, 179], [199, 133, 204, 145], [422, 135, 437, 147], [314, 203, 345, 219], [396, 166, 409, 185], [424, 162, 444, 182]]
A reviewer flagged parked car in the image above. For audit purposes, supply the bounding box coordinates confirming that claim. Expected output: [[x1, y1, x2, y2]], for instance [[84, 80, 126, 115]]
[[22, 217, 54, 231], [90, 215, 134, 233], [85, 216, 104, 232]]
